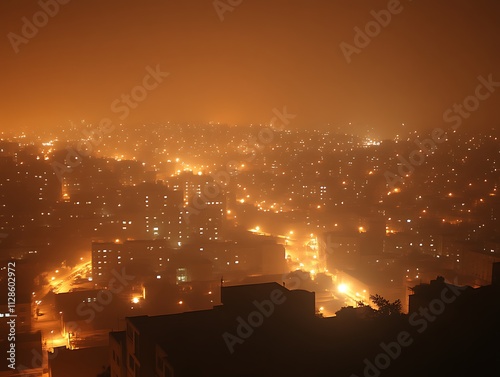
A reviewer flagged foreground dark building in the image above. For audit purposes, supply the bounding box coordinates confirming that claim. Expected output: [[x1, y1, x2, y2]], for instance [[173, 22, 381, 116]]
[[110, 282, 315, 376], [109, 264, 500, 376]]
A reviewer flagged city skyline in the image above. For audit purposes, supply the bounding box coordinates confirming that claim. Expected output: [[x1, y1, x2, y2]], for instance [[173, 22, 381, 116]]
[[0, 1, 499, 376]]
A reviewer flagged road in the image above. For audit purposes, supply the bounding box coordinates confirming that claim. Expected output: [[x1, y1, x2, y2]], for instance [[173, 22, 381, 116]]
[[279, 231, 373, 316], [31, 259, 93, 353], [49, 261, 92, 294]]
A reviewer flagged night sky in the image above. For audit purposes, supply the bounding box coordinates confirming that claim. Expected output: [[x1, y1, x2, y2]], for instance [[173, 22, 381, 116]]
[[1, 0, 500, 137]]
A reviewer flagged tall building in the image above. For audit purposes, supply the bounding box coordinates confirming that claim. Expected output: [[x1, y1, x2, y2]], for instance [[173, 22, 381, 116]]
[[92, 239, 173, 287], [118, 183, 185, 243], [168, 172, 225, 241]]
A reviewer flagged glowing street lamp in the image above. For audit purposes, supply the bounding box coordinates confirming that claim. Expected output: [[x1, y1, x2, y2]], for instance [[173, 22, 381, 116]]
[[338, 284, 348, 293]]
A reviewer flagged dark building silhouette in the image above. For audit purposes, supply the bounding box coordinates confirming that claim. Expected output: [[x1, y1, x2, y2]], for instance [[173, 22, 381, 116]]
[[108, 265, 500, 377], [48, 346, 109, 377], [110, 282, 315, 376], [492, 261, 500, 286], [0, 331, 43, 376]]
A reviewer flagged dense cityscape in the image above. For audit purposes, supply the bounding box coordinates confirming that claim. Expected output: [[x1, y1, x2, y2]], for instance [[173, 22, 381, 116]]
[[0, 122, 499, 374], [1, 0, 500, 376]]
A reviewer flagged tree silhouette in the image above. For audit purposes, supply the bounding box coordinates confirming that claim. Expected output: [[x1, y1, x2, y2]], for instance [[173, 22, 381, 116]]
[[335, 294, 402, 319], [369, 294, 402, 316]]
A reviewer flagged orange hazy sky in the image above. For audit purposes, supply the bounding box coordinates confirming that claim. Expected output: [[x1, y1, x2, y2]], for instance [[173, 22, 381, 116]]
[[1, 0, 499, 138]]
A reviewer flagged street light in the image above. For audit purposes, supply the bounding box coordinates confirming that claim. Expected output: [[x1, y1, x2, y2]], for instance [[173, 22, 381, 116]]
[[338, 284, 348, 293]]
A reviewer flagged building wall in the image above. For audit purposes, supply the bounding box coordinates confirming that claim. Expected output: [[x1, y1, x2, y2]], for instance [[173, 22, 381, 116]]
[[110, 332, 127, 377]]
